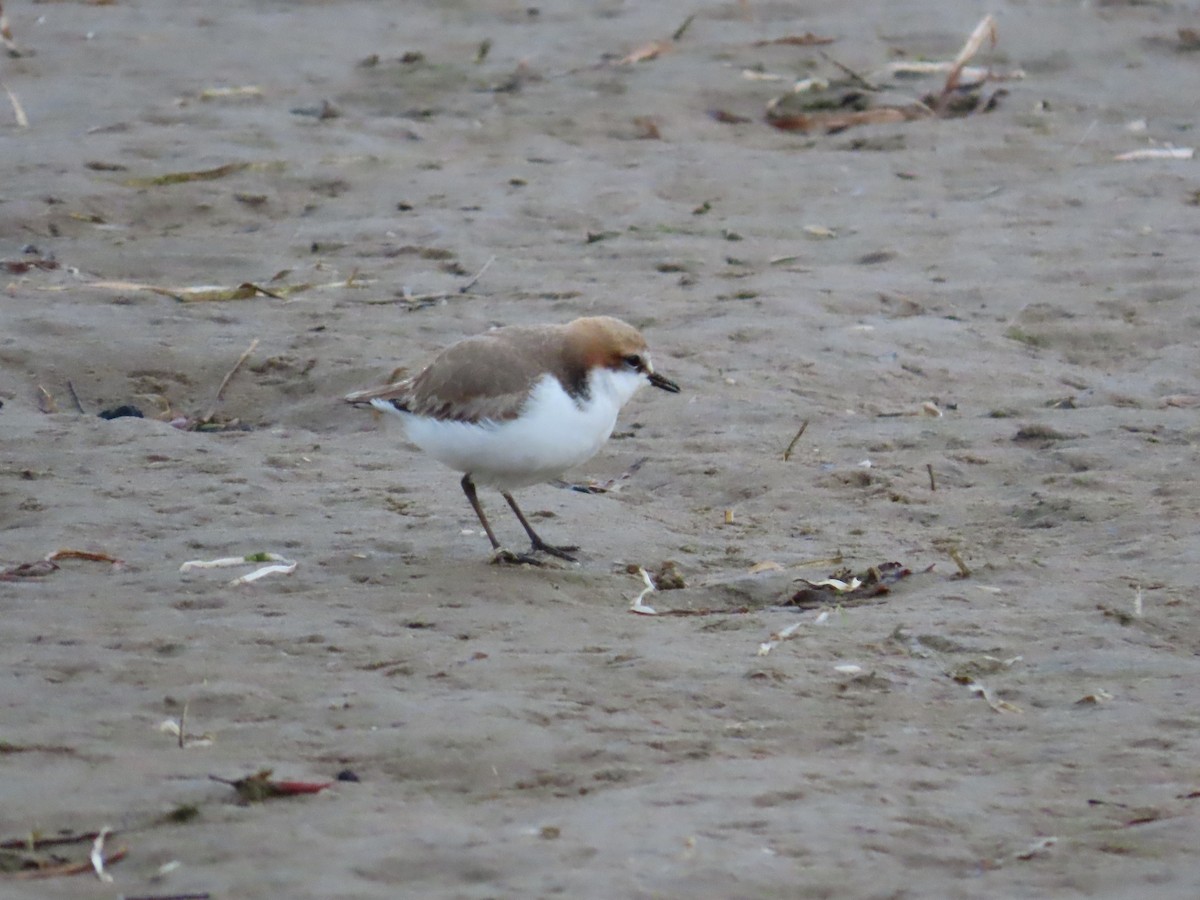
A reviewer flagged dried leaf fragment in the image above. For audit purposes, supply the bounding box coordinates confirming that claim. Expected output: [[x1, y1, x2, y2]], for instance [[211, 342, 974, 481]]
[[708, 109, 752, 125], [2, 257, 58, 274], [768, 106, 920, 134], [1160, 394, 1199, 408], [211, 769, 331, 803], [620, 39, 672, 65], [803, 224, 838, 239], [172, 282, 281, 302], [124, 162, 252, 187], [0, 560, 59, 581], [5, 846, 128, 880], [45, 549, 125, 568], [787, 561, 911, 609], [198, 86, 264, 101], [752, 33, 835, 48], [632, 116, 662, 140]]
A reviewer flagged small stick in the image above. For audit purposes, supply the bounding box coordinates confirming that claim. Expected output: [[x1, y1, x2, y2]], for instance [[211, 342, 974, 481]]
[[366, 257, 494, 306], [10, 847, 128, 880], [937, 14, 997, 104], [817, 50, 878, 91], [66, 380, 85, 414], [926, 463, 936, 491], [672, 13, 696, 42], [178, 700, 188, 749], [782, 419, 809, 461], [458, 255, 495, 294], [123, 895, 212, 900], [0, 830, 104, 850], [36, 385, 57, 413], [364, 290, 452, 307], [790, 552, 844, 569], [2, 79, 27, 127], [202, 338, 258, 423], [948, 546, 971, 578]]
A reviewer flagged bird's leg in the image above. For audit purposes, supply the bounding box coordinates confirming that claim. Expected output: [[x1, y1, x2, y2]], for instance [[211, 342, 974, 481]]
[[462, 475, 546, 566], [501, 491, 579, 561], [460, 474, 502, 550]]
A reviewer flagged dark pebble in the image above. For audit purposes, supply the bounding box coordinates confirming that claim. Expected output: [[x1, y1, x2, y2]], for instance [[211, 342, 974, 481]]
[[98, 405, 144, 420]]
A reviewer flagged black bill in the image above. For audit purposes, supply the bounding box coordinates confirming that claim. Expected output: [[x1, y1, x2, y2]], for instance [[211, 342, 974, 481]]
[[648, 371, 681, 393]]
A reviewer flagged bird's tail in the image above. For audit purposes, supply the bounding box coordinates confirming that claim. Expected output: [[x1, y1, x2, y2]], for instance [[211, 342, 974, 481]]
[[344, 383, 411, 411]]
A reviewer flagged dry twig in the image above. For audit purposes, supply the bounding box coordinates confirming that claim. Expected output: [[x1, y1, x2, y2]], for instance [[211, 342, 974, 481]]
[[935, 14, 997, 111], [782, 419, 809, 461], [201, 339, 258, 423], [367, 255, 496, 308], [66, 380, 85, 414], [2, 80, 27, 127]]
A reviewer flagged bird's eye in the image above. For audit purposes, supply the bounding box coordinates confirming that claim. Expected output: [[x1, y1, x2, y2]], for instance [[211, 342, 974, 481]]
[[622, 354, 643, 370]]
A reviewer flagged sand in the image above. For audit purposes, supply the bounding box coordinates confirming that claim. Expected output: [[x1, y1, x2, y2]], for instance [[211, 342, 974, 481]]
[[2, 1, 1200, 897]]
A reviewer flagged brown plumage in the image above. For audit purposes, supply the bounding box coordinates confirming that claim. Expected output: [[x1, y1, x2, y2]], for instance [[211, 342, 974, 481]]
[[346, 316, 665, 424]]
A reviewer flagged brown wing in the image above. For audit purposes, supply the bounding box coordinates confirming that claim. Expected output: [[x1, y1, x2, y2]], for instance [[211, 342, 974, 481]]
[[346, 326, 573, 424]]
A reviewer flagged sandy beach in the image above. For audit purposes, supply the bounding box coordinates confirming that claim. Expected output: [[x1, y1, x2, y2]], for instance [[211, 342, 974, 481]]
[[2, 1, 1199, 896]]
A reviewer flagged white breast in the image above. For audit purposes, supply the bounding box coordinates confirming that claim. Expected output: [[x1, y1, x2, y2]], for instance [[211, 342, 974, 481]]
[[375, 367, 646, 490]]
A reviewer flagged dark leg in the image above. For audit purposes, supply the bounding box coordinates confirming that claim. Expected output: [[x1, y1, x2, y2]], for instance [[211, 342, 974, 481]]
[[502, 491, 579, 561], [460, 474, 501, 550]]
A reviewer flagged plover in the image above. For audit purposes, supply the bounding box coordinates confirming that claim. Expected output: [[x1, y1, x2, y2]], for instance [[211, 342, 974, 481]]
[[346, 316, 680, 562]]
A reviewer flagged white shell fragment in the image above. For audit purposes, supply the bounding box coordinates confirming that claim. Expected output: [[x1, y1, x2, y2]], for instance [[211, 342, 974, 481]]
[[180, 553, 298, 585], [803, 577, 862, 592], [1114, 147, 1194, 161], [158, 718, 214, 748], [1014, 836, 1057, 860], [90, 827, 114, 883], [964, 677, 1022, 713], [757, 618, 807, 656], [629, 567, 658, 615]]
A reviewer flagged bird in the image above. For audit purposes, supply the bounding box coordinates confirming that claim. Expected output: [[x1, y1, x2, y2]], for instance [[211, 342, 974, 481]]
[[345, 315, 680, 562]]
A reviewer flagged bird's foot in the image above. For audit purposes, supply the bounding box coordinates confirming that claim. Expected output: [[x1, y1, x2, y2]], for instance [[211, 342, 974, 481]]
[[490, 547, 552, 567], [529, 538, 579, 562]]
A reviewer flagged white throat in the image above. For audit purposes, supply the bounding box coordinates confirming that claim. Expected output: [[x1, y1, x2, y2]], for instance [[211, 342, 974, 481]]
[[587, 365, 646, 411]]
